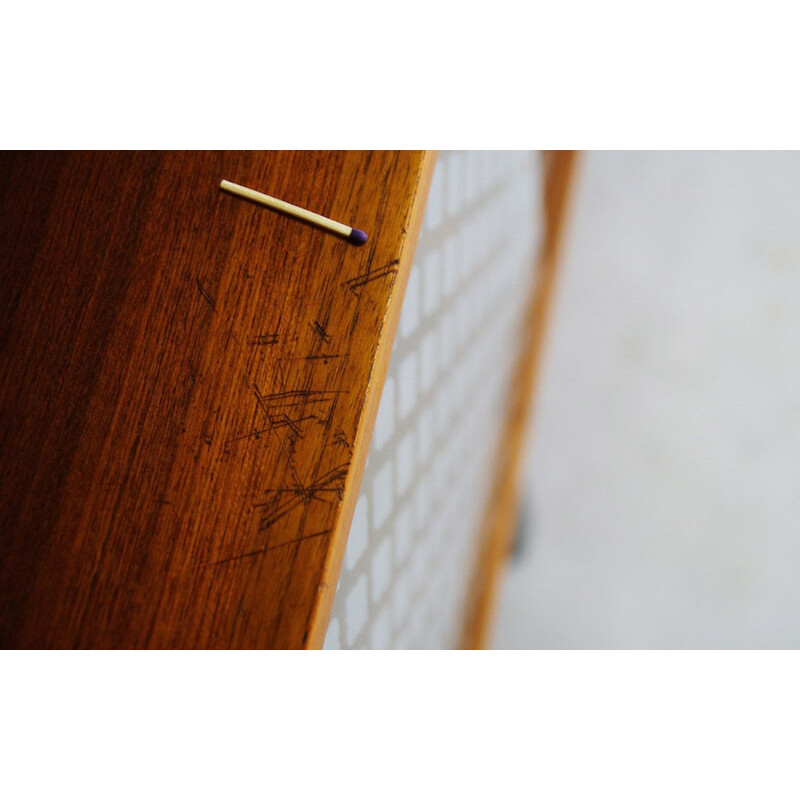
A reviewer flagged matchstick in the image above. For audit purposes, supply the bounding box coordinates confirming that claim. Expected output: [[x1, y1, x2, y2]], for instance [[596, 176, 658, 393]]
[[219, 179, 368, 246]]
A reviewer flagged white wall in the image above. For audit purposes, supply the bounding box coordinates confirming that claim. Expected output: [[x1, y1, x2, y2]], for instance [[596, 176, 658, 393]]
[[493, 151, 800, 648]]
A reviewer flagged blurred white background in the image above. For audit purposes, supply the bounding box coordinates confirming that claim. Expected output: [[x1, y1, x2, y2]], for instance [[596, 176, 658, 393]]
[[493, 151, 800, 648]]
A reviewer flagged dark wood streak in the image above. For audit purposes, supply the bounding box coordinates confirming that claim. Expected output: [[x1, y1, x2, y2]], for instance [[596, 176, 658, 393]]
[[0, 150, 432, 649]]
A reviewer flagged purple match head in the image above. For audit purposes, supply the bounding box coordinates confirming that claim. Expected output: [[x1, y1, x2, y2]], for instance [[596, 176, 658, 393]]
[[348, 228, 368, 246]]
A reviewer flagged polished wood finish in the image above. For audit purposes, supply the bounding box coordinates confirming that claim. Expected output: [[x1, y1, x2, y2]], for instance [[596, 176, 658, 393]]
[[460, 150, 579, 649], [0, 150, 433, 648]]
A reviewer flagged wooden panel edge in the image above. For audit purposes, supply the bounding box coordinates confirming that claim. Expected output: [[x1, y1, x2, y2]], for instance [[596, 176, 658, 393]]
[[305, 151, 438, 649], [459, 150, 580, 650]]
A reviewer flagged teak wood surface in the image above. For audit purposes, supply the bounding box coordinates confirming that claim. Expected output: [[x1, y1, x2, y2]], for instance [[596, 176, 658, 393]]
[[0, 150, 434, 649]]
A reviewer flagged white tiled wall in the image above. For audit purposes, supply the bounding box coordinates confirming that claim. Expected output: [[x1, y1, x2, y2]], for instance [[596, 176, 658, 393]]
[[325, 151, 543, 649]]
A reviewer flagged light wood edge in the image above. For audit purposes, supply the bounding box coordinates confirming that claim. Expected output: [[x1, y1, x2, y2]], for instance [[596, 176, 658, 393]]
[[459, 150, 580, 650], [305, 151, 438, 649]]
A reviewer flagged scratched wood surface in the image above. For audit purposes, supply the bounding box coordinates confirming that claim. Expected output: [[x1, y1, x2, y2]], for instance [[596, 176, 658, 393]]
[[460, 151, 579, 649], [0, 150, 433, 648]]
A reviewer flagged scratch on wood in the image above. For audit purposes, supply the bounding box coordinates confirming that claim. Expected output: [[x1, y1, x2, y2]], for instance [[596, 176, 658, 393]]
[[275, 354, 343, 366], [250, 385, 349, 413], [248, 333, 279, 346], [258, 388, 348, 401], [309, 321, 332, 344], [333, 428, 353, 454], [342, 259, 400, 296], [302, 354, 343, 362], [254, 464, 350, 531], [224, 427, 271, 447], [267, 412, 309, 438], [195, 277, 217, 311], [252, 382, 272, 418], [226, 407, 318, 450], [205, 529, 332, 567]]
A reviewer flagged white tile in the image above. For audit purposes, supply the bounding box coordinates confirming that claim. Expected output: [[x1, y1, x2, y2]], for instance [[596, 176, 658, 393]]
[[400, 266, 421, 339], [395, 432, 415, 497], [371, 535, 392, 604], [397, 351, 418, 419], [372, 375, 395, 451], [372, 461, 393, 530], [345, 575, 368, 646], [345, 494, 369, 571]]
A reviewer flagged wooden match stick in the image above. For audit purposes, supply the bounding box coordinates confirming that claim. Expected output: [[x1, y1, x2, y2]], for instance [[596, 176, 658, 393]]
[[219, 179, 368, 246]]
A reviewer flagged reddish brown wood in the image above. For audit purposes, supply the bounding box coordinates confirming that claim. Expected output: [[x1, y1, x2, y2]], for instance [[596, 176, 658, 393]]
[[0, 150, 433, 649]]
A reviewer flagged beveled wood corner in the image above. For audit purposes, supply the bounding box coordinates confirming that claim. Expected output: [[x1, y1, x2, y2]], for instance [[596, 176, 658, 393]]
[[460, 150, 579, 649]]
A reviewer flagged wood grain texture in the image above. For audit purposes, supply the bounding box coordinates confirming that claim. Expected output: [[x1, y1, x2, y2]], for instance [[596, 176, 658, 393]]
[[306, 155, 436, 648], [0, 150, 433, 649], [460, 150, 579, 649]]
